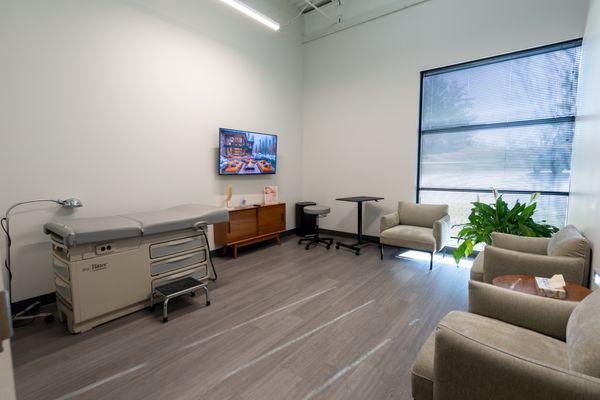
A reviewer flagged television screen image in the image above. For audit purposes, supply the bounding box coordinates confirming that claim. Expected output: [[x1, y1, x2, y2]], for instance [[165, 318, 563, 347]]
[[219, 128, 277, 175]]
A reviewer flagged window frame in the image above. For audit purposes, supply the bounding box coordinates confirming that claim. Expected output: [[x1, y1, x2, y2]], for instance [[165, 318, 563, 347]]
[[416, 39, 582, 223]]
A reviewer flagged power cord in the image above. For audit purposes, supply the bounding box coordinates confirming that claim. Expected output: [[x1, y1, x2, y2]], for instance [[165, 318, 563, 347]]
[[1, 217, 12, 304], [199, 229, 218, 281]]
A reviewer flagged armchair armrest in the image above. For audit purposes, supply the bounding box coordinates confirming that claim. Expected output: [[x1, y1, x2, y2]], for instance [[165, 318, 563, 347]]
[[468, 280, 576, 340], [433, 324, 600, 400], [433, 214, 451, 251], [491, 232, 549, 255], [483, 245, 586, 285], [380, 211, 399, 233]]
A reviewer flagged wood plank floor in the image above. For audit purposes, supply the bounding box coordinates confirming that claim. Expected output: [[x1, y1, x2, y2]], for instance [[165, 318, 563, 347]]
[[12, 236, 470, 400]]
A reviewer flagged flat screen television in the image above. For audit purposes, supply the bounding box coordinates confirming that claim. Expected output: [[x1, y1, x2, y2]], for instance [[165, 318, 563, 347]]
[[219, 128, 277, 175]]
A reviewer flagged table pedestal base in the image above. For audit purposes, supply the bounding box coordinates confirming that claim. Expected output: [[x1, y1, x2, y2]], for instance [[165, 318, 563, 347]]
[[335, 240, 377, 255]]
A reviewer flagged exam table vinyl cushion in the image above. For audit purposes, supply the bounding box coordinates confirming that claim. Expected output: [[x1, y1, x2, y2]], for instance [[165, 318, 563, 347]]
[[44, 216, 142, 247], [44, 204, 229, 246]]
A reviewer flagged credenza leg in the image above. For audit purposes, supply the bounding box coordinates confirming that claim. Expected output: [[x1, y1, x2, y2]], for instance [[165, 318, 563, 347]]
[[233, 245, 238, 259], [276, 235, 281, 245]]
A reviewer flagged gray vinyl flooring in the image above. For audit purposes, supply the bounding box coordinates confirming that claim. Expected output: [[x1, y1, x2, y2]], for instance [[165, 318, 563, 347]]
[[12, 236, 470, 400]]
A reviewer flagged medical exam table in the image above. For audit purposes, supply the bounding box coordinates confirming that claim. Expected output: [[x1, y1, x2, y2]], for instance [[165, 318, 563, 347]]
[[44, 204, 228, 333]]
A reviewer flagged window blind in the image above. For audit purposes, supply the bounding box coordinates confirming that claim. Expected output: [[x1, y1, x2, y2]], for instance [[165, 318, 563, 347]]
[[418, 40, 582, 235]]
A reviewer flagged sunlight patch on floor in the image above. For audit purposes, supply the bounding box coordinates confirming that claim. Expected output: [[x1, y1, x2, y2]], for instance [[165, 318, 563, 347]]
[[394, 250, 474, 269]]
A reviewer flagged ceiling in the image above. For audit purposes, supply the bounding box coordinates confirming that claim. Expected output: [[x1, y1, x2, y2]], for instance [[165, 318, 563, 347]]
[[288, 0, 333, 14], [285, 0, 430, 43]]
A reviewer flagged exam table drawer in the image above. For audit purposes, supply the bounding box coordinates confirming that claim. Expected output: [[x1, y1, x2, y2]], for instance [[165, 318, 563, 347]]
[[55, 276, 72, 303], [150, 235, 207, 259], [150, 250, 207, 276], [52, 256, 70, 282]]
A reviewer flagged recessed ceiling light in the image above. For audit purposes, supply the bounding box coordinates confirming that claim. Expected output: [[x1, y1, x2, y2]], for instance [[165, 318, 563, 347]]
[[217, 0, 280, 31]]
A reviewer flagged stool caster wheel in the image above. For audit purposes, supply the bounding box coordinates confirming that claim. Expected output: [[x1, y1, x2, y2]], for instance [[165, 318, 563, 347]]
[[162, 317, 168, 323], [44, 315, 55, 324], [190, 292, 196, 297], [355, 251, 360, 256], [305, 245, 310, 250], [326, 245, 331, 250], [297, 240, 302, 245], [335, 245, 340, 249], [206, 301, 211, 306]]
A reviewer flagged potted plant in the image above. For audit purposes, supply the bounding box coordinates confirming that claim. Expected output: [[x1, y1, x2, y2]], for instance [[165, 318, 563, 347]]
[[452, 190, 559, 264]]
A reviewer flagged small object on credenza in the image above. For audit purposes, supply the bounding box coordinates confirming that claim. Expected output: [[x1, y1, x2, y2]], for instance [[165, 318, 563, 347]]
[[264, 186, 278, 205], [222, 184, 233, 208]]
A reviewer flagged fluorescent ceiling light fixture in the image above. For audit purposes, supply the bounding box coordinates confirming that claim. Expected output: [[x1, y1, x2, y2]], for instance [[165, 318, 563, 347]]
[[217, 0, 280, 31]]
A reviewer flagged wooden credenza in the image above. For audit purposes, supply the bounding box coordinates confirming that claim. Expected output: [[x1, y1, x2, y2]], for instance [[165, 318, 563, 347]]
[[214, 203, 286, 258]]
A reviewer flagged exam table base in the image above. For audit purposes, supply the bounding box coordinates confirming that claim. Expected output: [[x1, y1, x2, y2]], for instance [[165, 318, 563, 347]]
[[57, 296, 149, 334]]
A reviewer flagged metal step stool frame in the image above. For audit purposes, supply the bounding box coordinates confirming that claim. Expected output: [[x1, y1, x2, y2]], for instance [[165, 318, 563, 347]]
[[150, 276, 210, 323]]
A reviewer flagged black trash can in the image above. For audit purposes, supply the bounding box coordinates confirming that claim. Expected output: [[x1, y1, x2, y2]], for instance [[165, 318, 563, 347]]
[[295, 202, 317, 237]]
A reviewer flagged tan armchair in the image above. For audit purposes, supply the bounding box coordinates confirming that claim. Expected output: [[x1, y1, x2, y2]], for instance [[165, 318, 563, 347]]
[[411, 281, 600, 400], [379, 201, 450, 270], [471, 225, 592, 286]]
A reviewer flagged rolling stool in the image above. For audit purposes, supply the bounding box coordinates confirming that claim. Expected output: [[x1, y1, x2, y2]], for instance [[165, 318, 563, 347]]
[[298, 205, 334, 250]]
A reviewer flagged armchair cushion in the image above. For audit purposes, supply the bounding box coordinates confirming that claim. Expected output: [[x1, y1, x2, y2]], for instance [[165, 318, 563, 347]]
[[380, 225, 436, 252], [397, 201, 448, 228], [470, 252, 484, 282], [412, 310, 570, 400], [411, 332, 435, 400], [469, 280, 577, 341], [491, 232, 549, 255], [432, 214, 451, 250], [482, 245, 586, 285], [548, 225, 591, 285], [567, 289, 600, 378], [433, 315, 600, 400], [379, 211, 400, 233], [548, 225, 590, 258], [437, 311, 569, 370]]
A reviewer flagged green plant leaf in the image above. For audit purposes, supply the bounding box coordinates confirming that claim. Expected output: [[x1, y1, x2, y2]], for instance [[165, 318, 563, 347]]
[[451, 189, 558, 263]]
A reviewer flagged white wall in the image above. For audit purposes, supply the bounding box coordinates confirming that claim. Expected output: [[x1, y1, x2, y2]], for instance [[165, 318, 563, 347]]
[[569, 0, 600, 289], [0, 0, 304, 301], [302, 0, 589, 237]]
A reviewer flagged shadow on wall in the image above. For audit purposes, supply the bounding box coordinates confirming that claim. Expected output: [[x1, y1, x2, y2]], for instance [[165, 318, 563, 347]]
[[10, 241, 53, 302]]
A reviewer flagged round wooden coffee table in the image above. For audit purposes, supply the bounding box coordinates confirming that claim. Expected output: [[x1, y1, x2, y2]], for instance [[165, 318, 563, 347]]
[[492, 275, 592, 302]]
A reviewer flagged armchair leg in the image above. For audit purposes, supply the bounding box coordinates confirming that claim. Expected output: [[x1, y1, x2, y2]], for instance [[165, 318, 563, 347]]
[[380, 243, 384, 260], [430, 251, 434, 271]]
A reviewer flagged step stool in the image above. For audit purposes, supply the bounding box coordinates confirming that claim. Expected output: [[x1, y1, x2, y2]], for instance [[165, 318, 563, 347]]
[[151, 277, 210, 323]]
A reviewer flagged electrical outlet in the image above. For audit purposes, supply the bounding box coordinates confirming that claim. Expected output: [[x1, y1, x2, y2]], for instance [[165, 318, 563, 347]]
[[95, 243, 114, 255]]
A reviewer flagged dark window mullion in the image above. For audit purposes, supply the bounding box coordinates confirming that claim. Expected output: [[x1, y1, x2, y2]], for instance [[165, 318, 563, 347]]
[[421, 116, 575, 135], [419, 188, 569, 197]]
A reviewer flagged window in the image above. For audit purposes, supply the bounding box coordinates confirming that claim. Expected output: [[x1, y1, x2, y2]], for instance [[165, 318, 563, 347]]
[[418, 40, 582, 236]]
